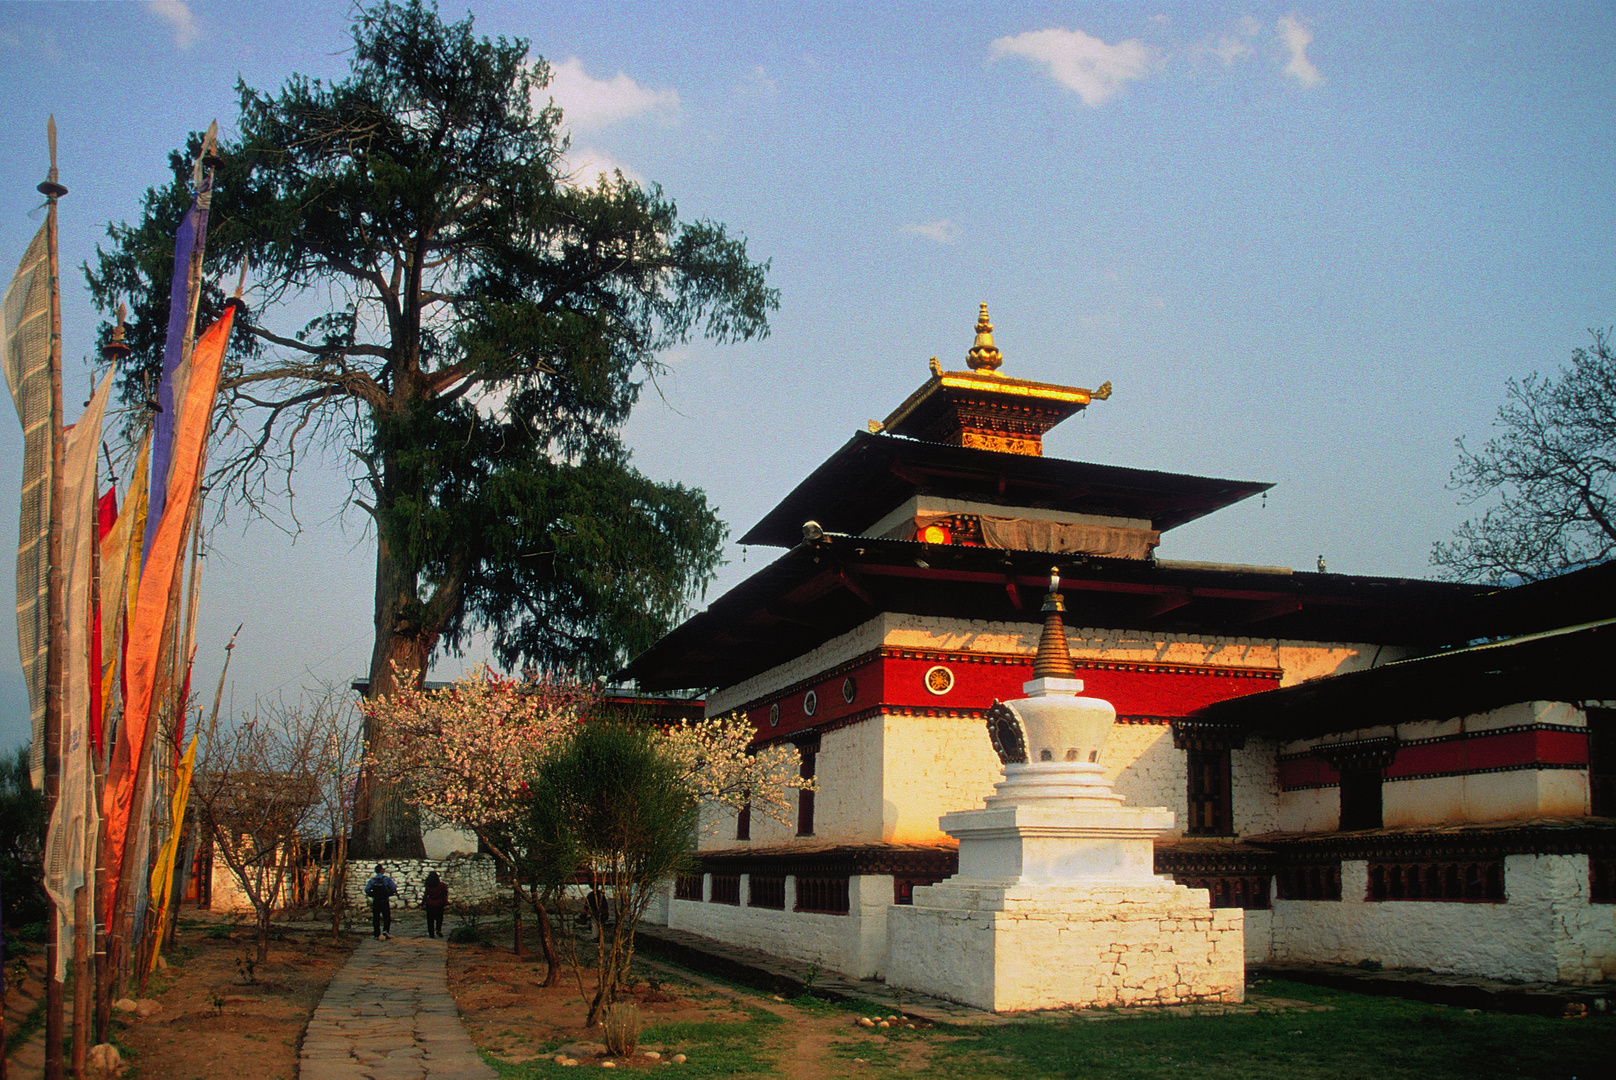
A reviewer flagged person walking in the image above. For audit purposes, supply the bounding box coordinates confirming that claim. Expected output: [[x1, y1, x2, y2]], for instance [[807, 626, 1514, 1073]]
[[422, 870, 449, 938], [365, 863, 398, 939]]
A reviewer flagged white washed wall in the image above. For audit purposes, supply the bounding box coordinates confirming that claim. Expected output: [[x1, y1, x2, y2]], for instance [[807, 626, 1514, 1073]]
[[1106, 723, 1180, 825], [1265, 855, 1616, 983], [666, 874, 895, 979], [881, 714, 1002, 842], [1279, 702, 1593, 833], [1234, 739, 1281, 835]]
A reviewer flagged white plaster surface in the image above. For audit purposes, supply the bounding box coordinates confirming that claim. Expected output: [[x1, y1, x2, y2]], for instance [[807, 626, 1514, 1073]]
[[666, 873, 895, 979], [881, 713, 1003, 843], [1265, 855, 1616, 983], [1106, 723, 1183, 829], [1233, 739, 1281, 835], [887, 880, 1245, 1011]]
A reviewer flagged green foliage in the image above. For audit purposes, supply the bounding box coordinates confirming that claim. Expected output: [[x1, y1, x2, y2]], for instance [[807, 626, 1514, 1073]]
[[0, 743, 48, 933], [447, 922, 484, 945], [85, 0, 775, 681], [520, 722, 701, 1024], [1434, 327, 1615, 582]]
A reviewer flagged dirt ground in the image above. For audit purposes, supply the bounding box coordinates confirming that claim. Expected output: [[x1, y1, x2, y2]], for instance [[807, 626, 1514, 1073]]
[[447, 934, 939, 1076], [2, 908, 355, 1080], [6, 914, 924, 1079]]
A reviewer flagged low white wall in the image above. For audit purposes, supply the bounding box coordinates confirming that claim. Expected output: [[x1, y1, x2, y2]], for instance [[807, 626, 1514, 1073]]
[[1266, 854, 1615, 983], [666, 873, 894, 979]]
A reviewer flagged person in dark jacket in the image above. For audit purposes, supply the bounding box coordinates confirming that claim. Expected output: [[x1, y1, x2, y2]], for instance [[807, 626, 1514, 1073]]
[[422, 871, 449, 938], [364, 863, 398, 939]]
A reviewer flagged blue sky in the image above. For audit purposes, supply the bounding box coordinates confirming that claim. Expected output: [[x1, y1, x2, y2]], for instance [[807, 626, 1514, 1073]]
[[2, 1, 1614, 750]]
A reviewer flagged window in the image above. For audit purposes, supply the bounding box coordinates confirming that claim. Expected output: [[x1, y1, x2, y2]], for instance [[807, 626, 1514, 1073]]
[[1172, 721, 1245, 837], [1592, 856, 1616, 904], [1589, 708, 1615, 817], [1277, 863, 1343, 901], [796, 739, 818, 837], [1186, 747, 1233, 836], [709, 874, 741, 905], [794, 876, 850, 914], [1367, 860, 1504, 902], [736, 800, 751, 841], [1320, 738, 1397, 832], [1174, 875, 1271, 910], [1338, 766, 1384, 831], [748, 875, 786, 909], [674, 874, 704, 901]]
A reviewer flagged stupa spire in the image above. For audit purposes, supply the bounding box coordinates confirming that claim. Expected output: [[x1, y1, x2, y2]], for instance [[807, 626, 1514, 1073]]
[[965, 302, 1003, 374], [1033, 568, 1077, 680]]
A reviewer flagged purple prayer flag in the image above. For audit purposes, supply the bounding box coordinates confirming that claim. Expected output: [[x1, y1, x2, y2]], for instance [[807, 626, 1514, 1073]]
[[143, 161, 214, 562]]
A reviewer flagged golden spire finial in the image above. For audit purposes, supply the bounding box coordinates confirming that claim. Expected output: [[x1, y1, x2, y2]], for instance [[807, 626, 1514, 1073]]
[[966, 302, 1003, 374], [1032, 567, 1077, 680]]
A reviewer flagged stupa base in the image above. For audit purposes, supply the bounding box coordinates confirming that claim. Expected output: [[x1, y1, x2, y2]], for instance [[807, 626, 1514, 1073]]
[[886, 878, 1245, 1013]]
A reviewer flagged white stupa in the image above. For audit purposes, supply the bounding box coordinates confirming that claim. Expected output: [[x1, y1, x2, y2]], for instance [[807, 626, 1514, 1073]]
[[886, 571, 1246, 1012]]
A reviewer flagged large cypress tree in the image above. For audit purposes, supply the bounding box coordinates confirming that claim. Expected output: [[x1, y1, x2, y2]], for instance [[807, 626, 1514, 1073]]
[[88, 0, 775, 854]]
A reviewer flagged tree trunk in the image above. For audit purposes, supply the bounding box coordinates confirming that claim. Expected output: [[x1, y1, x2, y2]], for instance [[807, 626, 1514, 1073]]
[[536, 902, 561, 987], [353, 532, 430, 859]]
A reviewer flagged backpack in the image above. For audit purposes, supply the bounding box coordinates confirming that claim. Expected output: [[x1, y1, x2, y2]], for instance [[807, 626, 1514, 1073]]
[[365, 874, 396, 899]]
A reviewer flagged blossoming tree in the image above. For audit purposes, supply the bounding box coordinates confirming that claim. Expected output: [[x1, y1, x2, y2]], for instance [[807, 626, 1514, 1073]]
[[369, 677, 812, 994], [365, 667, 593, 977], [659, 713, 813, 827]]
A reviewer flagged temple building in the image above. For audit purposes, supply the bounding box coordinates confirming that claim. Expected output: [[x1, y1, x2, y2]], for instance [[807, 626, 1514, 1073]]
[[624, 305, 1616, 991]]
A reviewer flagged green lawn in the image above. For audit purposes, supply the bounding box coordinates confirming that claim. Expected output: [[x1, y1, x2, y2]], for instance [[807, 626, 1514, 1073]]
[[481, 976, 1613, 1079], [919, 981, 1613, 1080]]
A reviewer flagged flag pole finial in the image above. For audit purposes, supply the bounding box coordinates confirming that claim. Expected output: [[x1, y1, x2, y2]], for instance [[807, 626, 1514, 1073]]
[[38, 115, 67, 200]]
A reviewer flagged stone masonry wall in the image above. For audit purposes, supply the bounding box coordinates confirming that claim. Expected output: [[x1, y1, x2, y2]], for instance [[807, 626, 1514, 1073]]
[[345, 854, 501, 911], [1267, 854, 1616, 983], [888, 880, 1245, 1012]]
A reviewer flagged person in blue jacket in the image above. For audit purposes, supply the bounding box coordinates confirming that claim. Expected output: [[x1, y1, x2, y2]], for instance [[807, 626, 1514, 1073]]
[[364, 863, 398, 939]]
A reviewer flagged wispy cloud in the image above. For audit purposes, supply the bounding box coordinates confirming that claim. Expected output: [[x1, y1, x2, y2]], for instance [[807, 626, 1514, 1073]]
[[145, 1, 200, 51], [545, 57, 680, 132], [741, 65, 778, 98], [902, 220, 957, 244], [989, 27, 1160, 107], [1193, 14, 1261, 68], [1277, 13, 1323, 87], [563, 146, 647, 190]]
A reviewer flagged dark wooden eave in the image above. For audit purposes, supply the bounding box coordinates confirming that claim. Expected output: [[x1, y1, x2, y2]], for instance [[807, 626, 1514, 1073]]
[[739, 430, 1272, 547], [619, 534, 1493, 691], [1190, 565, 1616, 739]]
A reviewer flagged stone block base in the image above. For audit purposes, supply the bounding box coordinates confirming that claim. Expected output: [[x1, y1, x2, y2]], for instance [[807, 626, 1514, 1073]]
[[886, 879, 1245, 1012]]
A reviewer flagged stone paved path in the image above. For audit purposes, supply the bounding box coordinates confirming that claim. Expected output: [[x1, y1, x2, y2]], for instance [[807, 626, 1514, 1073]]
[[299, 931, 495, 1080]]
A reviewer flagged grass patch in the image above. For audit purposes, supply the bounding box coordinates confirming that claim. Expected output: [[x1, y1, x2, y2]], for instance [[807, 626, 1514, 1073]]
[[919, 980, 1614, 1080]]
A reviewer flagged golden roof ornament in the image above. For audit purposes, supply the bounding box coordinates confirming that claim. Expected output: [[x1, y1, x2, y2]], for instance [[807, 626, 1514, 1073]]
[[1032, 567, 1078, 680], [965, 302, 1003, 374]]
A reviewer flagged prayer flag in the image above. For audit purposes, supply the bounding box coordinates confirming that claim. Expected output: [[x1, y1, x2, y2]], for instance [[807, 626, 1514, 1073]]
[[1, 224, 52, 788], [44, 369, 112, 977], [104, 303, 235, 914]]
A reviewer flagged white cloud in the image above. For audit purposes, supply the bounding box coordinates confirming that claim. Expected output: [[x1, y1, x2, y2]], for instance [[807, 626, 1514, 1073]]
[[145, 1, 200, 51], [563, 146, 646, 190], [1194, 15, 1262, 67], [1277, 13, 1323, 87], [989, 27, 1160, 107], [545, 57, 679, 132], [902, 220, 957, 244], [742, 65, 778, 98]]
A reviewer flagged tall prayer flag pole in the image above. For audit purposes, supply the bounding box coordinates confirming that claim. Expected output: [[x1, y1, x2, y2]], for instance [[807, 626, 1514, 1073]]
[[38, 111, 70, 1080]]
